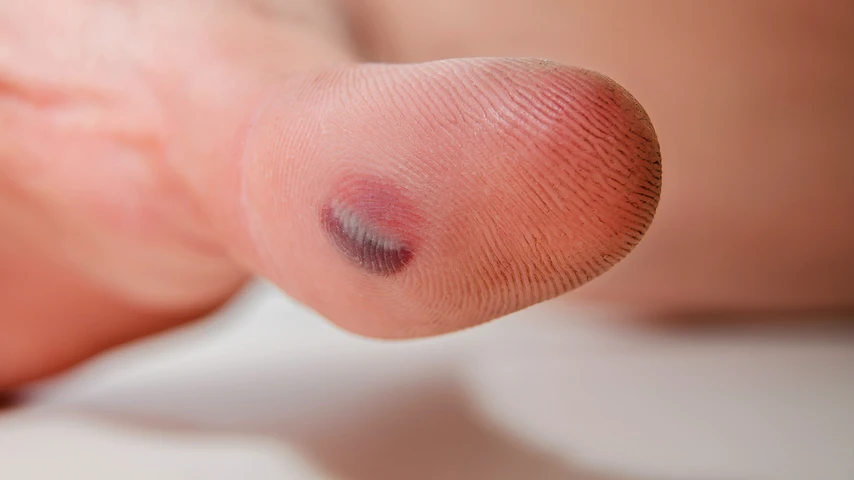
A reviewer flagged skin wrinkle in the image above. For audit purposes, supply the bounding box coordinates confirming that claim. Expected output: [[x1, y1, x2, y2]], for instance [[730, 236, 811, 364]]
[[526, 79, 654, 280], [388, 60, 656, 330], [424, 65, 640, 318], [513, 151, 611, 259], [463, 208, 524, 313]]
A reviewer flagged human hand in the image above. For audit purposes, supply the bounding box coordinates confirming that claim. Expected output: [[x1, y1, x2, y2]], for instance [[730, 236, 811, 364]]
[[1, 0, 851, 388]]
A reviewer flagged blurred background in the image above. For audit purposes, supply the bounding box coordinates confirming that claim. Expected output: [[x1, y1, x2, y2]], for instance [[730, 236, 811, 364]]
[[2, 282, 853, 479]]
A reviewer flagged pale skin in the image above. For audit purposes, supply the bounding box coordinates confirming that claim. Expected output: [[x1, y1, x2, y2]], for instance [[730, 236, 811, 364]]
[[1, 0, 852, 388]]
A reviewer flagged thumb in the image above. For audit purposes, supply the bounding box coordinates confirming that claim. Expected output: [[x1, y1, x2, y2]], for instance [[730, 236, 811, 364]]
[[182, 58, 661, 338]]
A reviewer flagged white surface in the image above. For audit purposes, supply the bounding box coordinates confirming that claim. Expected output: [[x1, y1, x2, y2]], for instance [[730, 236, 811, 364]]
[[2, 281, 853, 479]]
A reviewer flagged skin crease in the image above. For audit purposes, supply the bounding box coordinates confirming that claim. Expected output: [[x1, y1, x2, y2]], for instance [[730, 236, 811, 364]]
[[0, 0, 851, 387]]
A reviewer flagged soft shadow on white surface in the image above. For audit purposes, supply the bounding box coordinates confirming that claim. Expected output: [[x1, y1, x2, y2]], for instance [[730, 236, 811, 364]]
[[0, 413, 332, 480], [3, 282, 853, 480]]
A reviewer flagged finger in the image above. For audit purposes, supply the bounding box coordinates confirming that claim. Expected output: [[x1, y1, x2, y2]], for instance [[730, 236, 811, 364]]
[[178, 57, 662, 338], [0, 0, 346, 388], [0, 233, 207, 387]]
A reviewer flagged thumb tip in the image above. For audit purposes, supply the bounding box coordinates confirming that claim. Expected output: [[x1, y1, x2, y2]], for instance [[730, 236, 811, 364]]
[[237, 57, 661, 338]]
